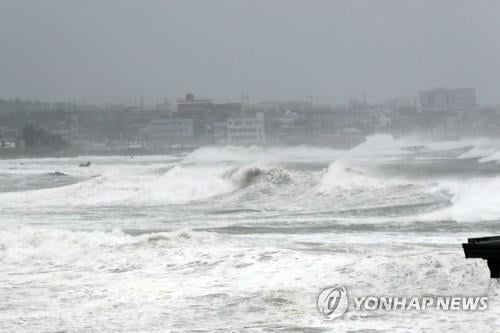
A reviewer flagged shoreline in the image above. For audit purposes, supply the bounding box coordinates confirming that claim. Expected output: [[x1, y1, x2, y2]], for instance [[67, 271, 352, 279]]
[[0, 142, 360, 160], [0, 147, 198, 159]]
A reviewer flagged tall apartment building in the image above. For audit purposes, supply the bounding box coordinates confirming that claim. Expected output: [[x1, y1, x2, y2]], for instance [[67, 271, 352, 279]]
[[419, 88, 476, 111]]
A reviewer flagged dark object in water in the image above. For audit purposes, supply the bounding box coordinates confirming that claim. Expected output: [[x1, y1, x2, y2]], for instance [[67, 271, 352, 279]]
[[79, 161, 92, 167], [463, 236, 500, 278], [48, 171, 67, 176]]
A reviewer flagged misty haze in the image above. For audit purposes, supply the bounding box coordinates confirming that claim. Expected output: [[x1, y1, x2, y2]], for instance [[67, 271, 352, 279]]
[[1, 1, 500, 332]]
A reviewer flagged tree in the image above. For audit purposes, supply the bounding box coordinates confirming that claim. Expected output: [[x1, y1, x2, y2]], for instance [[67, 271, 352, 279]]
[[21, 124, 69, 149]]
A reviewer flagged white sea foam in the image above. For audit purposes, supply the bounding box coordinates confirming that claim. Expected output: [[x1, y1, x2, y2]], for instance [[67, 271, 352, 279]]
[[418, 176, 500, 222], [317, 160, 398, 192], [3, 142, 500, 331], [0, 225, 495, 332], [185, 145, 344, 164]]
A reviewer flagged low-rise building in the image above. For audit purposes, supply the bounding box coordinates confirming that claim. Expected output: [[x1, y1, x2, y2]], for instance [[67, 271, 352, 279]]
[[0, 138, 24, 150], [140, 117, 196, 149], [0, 127, 24, 150], [213, 122, 228, 144], [177, 93, 242, 119], [0, 127, 18, 139], [226, 113, 266, 145], [150, 117, 194, 141]]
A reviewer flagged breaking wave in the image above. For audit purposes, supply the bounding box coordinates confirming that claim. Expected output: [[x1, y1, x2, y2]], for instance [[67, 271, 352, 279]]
[[2, 138, 500, 222], [223, 166, 292, 187], [4, 138, 500, 332]]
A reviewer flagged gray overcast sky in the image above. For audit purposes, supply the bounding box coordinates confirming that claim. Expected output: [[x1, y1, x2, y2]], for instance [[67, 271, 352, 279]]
[[1, 0, 499, 105]]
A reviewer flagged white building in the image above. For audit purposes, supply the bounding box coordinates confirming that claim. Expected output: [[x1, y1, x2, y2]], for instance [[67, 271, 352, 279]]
[[0, 128, 24, 150], [226, 113, 266, 145], [49, 119, 79, 140], [213, 122, 228, 144], [141, 118, 195, 147], [0, 127, 18, 139], [419, 88, 476, 111]]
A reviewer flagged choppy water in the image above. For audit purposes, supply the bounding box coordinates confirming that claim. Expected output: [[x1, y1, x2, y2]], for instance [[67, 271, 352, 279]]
[[2, 135, 500, 332]]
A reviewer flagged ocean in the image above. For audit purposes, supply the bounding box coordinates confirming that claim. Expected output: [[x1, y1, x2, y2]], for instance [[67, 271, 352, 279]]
[[1, 135, 500, 332]]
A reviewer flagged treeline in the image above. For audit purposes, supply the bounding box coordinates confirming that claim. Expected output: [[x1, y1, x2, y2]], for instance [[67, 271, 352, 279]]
[[0, 98, 78, 113], [21, 124, 69, 149]]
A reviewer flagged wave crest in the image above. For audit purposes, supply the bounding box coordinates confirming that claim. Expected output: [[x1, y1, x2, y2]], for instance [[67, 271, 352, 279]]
[[223, 166, 292, 187]]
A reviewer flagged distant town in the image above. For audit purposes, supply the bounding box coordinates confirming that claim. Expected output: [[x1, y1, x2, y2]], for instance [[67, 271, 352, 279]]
[[0, 88, 495, 156]]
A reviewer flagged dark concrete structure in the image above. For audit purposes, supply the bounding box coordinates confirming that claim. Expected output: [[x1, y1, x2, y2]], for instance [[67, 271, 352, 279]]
[[463, 236, 500, 278]]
